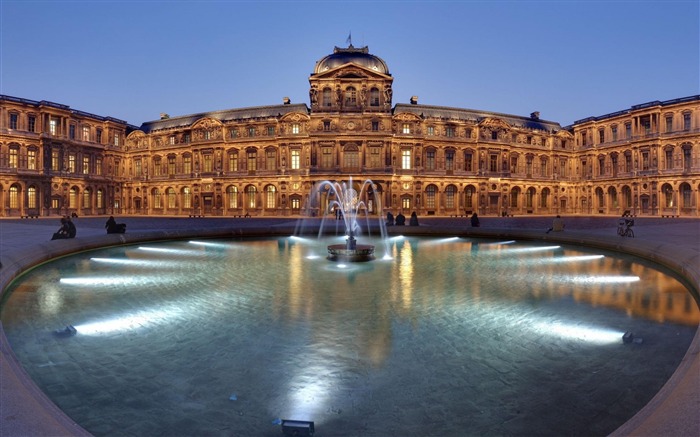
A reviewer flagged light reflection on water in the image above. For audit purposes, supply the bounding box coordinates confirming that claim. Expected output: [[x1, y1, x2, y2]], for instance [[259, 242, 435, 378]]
[[1, 236, 698, 437]]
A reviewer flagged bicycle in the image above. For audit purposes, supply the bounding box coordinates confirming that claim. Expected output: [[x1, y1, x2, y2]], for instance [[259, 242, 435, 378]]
[[617, 218, 635, 237]]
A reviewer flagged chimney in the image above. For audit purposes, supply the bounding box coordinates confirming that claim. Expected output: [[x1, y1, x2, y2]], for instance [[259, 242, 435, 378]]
[[160, 113, 170, 120], [283, 97, 291, 105], [410, 96, 419, 105], [530, 111, 540, 120]]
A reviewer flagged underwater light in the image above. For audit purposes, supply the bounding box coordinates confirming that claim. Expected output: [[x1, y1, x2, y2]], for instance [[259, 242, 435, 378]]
[[572, 275, 640, 284], [74, 309, 172, 335], [552, 255, 605, 263], [90, 258, 184, 268], [487, 240, 516, 245], [281, 420, 314, 436], [534, 322, 622, 344], [60, 276, 133, 286], [499, 245, 561, 253], [188, 241, 233, 248]]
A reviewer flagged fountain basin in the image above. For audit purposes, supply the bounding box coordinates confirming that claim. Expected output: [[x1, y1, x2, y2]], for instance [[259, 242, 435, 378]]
[[327, 243, 375, 262]]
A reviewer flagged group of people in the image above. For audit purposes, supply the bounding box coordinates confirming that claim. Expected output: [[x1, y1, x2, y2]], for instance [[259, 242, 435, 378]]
[[105, 216, 127, 234], [51, 216, 77, 240], [386, 211, 419, 226]]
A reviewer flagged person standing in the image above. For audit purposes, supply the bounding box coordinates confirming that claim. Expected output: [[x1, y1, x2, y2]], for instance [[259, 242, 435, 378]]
[[470, 213, 480, 227]]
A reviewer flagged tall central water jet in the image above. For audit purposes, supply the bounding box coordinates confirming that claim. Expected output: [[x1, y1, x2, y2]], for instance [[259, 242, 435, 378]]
[[308, 178, 385, 262]]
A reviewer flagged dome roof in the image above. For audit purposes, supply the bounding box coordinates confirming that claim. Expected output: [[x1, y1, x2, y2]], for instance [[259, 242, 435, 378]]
[[314, 45, 390, 75]]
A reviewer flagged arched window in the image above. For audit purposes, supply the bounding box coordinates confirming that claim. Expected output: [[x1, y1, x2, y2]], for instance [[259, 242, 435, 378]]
[[662, 183, 674, 208], [445, 185, 456, 209], [526, 187, 536, 208], [370, 87, 380, 106], [9, 185, 20, 209], [465, 185, 475, 208], [608, 187, 618, 209], [152, 188, 161, 209], [183, 187, 192, 208], [540, 188, 550, 208], [167, 188, 176, 209], [345, 86, 357, 106], [425, 185, 437, 209], [83, 188, 91, 210], [27, 186, 37, 209], [595, 187, 605, 208], [69, 187, 78, 208], [680, 183, 691, 208], [227, 186, 238, 209], [622, 185, 632, 208], [510, 187, 520, 208], [265, 185, 276, 209], [246, 185, 257, 209]]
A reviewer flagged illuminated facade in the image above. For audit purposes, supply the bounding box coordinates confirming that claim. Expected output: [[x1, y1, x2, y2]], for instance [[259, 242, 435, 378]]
[[0, 45, 698, 217]]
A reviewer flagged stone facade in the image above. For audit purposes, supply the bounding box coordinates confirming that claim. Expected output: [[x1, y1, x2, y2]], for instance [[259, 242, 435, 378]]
[[1, 45, 698, 218]]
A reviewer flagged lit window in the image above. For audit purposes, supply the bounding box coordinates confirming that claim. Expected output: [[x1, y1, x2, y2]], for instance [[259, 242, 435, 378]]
[[229, 152, 238, 172], [203, 154, 213, 172], [82, 126, 90, 141], [9, 148, 18, 168], [402, 123, 410, 134], [50, 118, 58, 135], [9, 186, 19, 209], [227, 186, 238, 209], [28, 150, 37, 170], [291, 149, 300, 170], [265, 185, 276, 208], [183, 187, 191, 208], [402, 149, 411, 169], [68, 154, 76, 173], [292, 123, 300, 134], [427, 126, 434, 136], [83, 156, 90, 174], [28, 186, 37, 209], [183, 155, 192, 174]]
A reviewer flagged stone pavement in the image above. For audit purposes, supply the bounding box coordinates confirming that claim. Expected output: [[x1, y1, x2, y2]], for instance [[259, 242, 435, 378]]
[[0, 215, 698, 436]]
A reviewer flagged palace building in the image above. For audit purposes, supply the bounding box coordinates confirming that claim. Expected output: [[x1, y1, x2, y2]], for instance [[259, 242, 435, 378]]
[[1, 44, 698, 218]]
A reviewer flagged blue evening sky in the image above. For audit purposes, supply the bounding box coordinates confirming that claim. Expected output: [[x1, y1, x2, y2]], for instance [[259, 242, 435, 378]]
[[1, 0, 698, 127]]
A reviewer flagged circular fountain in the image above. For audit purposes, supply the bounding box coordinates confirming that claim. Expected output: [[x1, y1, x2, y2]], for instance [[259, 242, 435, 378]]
[[308, 178, 385, 262]]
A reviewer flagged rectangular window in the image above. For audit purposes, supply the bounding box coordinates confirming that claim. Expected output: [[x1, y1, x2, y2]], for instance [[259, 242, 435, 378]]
[[267, 126, 275, 136], [230, 128, 238, 138], [68, 154, 76, 173], [248, 127, 255, 137], [114, 133, 120, 146], [83, 190, 91, 209], [489, 154, 498, 172], [168, 156, 176, 175], [96, 128, 102, 143], [229, 153, 238, 172], [28, 115, 36, 132], [321, 148, 333, 168], [266, 150, 276, 170], [368, 147, 381, 168], [598, 157, 605, 176], [82, 126, 90, 141], [371, 121, 379, 131], [9, 148, 18, 168], [183, 155, 192, 174], [153, 158, 162, 176], [427, 126, 434, 136], [344, 150, 359, 169], [28, 187, 37, 209], [641, 151, 650, 170], [9, 113, 18, 129], [52, 150, 60, 171], [28, 150, 36, 170], [445, 151, 454, 170], [598, 128, 604, 143], [184, 133, 191, 143], [292, 124, 300, 134], [625, 123, 632, 139], [247, 151, 257, 171], [291, 149, 300, 170], [683, 113, 691, 130], [665, 149, 673, 170], [96, 158, 102, 175], [323, 121, 331, 131], [426, 150, 435, 170], [540, 158, 548, 176], [624, 154, 632, 172], [203, 154, 213, 172], [446, 126, 455, 137], [401, 149, 411, 169], [50, 118, 58, 135], [559, 158, 567, 177], [465, 152, 473, 172], [402, 123, 410, 134], [611, 126, 618, 141], [666, 116, 673, 133], [69, 124, 76, 139], [83, 156, 90, 174]]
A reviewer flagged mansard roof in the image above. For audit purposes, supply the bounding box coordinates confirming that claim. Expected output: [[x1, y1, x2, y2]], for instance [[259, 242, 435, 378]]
[[394, 103, 562, 132], [139, 103, 309, 133], [314, 45, 390, 76]]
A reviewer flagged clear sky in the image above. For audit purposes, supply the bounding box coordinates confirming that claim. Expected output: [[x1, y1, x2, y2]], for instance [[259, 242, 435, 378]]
[[1, 0, 698, 127]]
